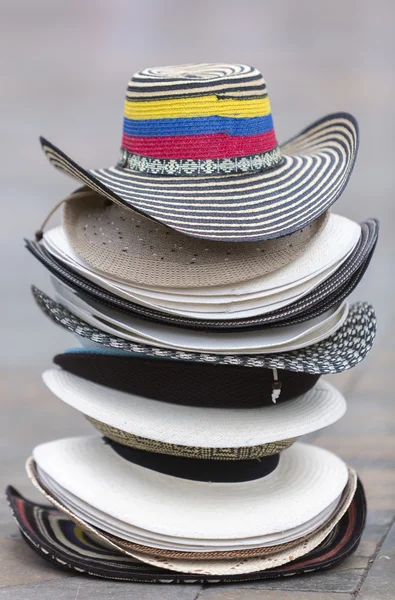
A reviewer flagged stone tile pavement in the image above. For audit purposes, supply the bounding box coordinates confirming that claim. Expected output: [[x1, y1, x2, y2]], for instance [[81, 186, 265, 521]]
[[0, 0, 394, 598]]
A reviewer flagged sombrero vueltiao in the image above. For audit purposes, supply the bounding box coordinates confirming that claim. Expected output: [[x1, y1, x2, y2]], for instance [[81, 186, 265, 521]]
[[39, 63, 358, 242]]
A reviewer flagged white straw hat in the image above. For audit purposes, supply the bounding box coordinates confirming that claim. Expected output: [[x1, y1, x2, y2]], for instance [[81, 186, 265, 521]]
[[27, 440, 355, 574], [42, 370, 346, 459], [50, 276, 349, 354], [132, 473, 356, 575], [31, 437, 349, 542], [35, 466, 342, 551], [32, 288, 377, 374]]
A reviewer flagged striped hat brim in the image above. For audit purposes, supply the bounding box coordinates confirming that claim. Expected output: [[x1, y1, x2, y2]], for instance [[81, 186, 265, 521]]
[[25, 218, 378, 330], [6, 472, 366, 582], [39, 112, 358, 242], [32, 287, 376, 374]]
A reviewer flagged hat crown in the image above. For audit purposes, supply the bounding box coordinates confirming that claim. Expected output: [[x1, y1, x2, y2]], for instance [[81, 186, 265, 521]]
[[129, 63, 263, 84], [120, 63, 282, 176]]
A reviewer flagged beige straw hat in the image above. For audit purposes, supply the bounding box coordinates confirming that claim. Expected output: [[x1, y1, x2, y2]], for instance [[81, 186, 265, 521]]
[[61, 190, 328, 288]]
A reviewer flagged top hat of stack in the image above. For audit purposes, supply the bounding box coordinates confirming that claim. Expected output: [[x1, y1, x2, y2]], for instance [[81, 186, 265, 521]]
[[40, 63, 358, 242]]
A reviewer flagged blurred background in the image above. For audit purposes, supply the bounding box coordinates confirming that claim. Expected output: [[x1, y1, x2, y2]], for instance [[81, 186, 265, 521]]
[[0, 0, 394, 594]]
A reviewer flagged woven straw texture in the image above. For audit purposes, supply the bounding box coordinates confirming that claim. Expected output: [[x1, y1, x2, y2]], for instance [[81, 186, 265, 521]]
[[40, 104, 359, 242], [26, 457, 356, 572], [32, 287, 377, 374], [54, 350, 320, 408], [85, 417, 296, 460], [6, 480, 366, 583], [62, 192, 327, 288], [26, 218, 378, 330]]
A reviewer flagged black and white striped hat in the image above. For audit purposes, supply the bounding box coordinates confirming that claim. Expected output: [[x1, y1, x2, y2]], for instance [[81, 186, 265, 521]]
[[39, 63, 359, 242]]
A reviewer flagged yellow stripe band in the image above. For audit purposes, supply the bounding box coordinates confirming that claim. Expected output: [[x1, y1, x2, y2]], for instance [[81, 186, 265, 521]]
[[124, 95, 271, 120]]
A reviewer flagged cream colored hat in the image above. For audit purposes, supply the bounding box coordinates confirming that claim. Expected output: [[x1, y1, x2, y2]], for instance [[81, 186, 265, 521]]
[[43, 370, 346, 460], [31, 437, 348, 542], [51, 276, 349, 354], [27, 439, 356, 575], [43, 211, 360, 318]]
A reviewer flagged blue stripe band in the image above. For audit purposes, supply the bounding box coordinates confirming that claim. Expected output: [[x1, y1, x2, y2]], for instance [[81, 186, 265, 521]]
[[123, 114, 274, 137]]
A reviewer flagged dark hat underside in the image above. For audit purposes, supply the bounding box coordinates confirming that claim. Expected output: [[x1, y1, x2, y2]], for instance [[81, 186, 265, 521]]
[[54, 351, 320, 408]]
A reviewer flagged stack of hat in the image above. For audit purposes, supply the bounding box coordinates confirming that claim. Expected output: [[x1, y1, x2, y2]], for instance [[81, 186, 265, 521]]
[[8, 64, 378, 584]]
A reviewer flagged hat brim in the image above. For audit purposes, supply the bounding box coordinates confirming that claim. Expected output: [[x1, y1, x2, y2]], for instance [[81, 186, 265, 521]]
[[7, 471, 365, 581], [25, 218, 378, 330], [39, 112, 358, 242], [49, 278, 350, 354], [42, 371, 345, 457], [32, 286, 376, 374], [31, 438, 348, 541]]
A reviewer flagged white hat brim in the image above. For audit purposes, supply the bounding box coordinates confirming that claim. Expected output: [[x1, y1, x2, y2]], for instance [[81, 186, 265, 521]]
[[32, 437, 349, 540], [43, 370, 346, 449]]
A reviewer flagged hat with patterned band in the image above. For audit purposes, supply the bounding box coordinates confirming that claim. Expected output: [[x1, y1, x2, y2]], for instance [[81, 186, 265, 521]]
[[40, 63, 358, 242], [32, 287, 377, 375], [42, 369, 345, 460], [6, 476, 366, 583]]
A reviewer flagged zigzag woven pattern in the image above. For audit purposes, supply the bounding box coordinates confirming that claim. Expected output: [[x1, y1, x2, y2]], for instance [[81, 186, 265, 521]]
[[121, 63, 280, 168], [86, 416, 296, 460], [32, 287, 377, 375]]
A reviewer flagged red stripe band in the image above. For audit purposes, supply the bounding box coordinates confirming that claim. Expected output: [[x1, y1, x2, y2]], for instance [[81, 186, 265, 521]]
[[121, 130, 278, 159]]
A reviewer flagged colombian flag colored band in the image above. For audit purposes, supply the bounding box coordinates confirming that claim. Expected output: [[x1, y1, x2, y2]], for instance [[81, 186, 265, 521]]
[[121, 130, 278, 159]]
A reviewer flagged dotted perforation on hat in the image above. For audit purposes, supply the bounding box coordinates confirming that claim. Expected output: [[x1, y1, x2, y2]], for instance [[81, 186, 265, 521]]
[[27, 218, 377, 330], [32, 287, 377, 375], [62, 196, 327, 288]]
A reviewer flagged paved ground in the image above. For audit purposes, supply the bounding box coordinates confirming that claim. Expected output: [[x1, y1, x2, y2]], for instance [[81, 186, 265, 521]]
[[0, 1, 394, 598]]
